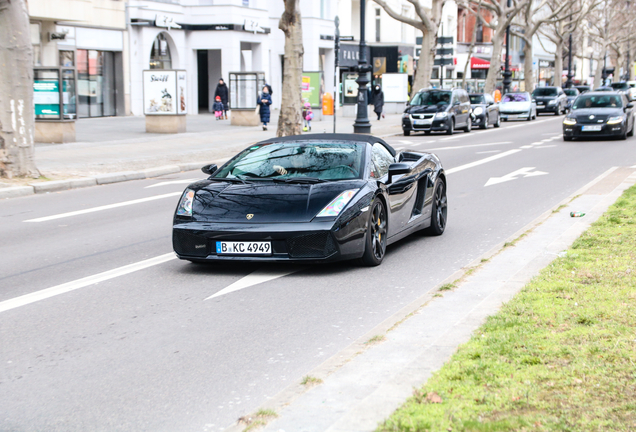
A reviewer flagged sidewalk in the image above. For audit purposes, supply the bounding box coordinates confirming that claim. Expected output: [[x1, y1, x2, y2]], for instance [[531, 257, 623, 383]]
[[34, 110, 403, 178]]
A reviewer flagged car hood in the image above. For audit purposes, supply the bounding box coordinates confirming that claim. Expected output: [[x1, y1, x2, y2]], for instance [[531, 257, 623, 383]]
[[405, 104, 448, 114], [569, 108, 625, 121], [500, 101, 531, 111], [187, 180, 364, 223]]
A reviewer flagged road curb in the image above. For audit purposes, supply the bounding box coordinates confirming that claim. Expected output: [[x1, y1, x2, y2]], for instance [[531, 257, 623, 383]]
[[0, 186, 35, 199]]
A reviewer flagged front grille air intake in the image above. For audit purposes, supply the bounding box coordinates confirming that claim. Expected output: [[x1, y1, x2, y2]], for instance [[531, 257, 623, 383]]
[[287, 232, 337, 258]]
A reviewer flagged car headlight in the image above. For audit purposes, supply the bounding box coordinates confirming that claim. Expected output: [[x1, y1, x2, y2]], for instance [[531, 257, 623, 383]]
[[316, 190, 357, 217], [548, 100, 557, 105], [607, 116, 624, 125], [563, 117, 577, 125], [435, 112, 448, 119], [402, 113, 409, 119], [473, 107, 483, 115], [176, 189, 195, 216]]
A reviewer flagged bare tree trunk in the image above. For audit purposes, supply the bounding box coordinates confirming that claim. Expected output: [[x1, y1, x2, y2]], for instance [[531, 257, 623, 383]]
[[523, 40, 534, 91], [462, 7, 480, 89], [593, 47, 606, 88], [484, 29, 505, 94], [276, 0, 303, 137], [0, 0, 40, 178], [554, 39, 564, 87], [412, 30, 435, 96]]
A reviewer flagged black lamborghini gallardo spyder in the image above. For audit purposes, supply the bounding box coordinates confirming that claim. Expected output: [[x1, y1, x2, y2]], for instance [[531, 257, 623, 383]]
[[172, 134, 447, 266]]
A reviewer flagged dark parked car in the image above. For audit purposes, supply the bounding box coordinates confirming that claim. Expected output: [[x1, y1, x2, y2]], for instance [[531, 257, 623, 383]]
[[574, 85, 590, 94], [563, 88, 580, 111], [610, 82, 633, 100], [469, 93, 500, 129], [532, 86, 568, 115], [172, 134, 447, 267], [402, 88, 472, 136], [562, 91, 634, 140]]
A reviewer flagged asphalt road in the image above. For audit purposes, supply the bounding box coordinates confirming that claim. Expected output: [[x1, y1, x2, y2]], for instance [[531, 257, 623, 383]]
[[2, 115, 636, 432]]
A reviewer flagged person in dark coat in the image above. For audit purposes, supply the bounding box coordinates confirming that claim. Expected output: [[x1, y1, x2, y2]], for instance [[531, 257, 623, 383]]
[[258, 85, 272, 130], [214, 78, 229, 119], [372, 84, 385, 120]]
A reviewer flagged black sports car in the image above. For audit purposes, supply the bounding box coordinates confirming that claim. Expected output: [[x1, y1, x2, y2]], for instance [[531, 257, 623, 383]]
[[562, 91, 635, 140], [172, 134, 447, 266]]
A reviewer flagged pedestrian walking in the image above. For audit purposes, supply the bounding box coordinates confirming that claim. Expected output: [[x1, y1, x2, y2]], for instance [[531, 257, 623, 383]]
[[372, 84, 384, 120], [214, 78, 229, 119], [302, 102, 313, 132], [213, 96, 224, 120], [258, 85, 272, 130], [493, 88, 502, 103]]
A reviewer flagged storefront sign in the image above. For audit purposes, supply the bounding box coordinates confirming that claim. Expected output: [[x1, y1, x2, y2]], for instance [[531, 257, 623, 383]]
[[244, 19, 265, 33], [339, 44, 370, 68], [143, 70, 187, 115], [34, 80, 60, 117], [155, 15, 181, 30], [301, 72, 323, 108]]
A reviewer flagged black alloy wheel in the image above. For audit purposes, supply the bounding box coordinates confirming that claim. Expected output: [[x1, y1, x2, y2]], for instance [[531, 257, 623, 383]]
[[446, 118, 454, 135], [360, 199, 388, 266], [424, 179, 447, 236]]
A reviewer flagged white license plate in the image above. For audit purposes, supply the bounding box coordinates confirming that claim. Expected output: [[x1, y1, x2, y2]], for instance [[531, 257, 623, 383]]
[[413, 119, 432, 125], [216, 241, 272, 255], [582, 125, 602, 132], [507, 115, 518, 119]]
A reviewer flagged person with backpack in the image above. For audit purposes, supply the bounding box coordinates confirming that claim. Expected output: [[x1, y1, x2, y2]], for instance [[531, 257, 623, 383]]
[[258, 85, 272, 130], [214, 78, 229, 119], [302, 102, 313, 132]]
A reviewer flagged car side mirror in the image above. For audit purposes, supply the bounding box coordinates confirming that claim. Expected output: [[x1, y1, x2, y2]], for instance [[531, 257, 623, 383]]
[[387, 163, 412, 184], [626, 103, 634, 109], [201, 164, 218, 175]]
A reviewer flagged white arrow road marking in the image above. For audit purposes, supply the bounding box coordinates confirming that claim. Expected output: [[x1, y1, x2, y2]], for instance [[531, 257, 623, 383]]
[[24, 192, 182, 222], [446, 149, 521, 175], [0, 253, 176, 313], [484, 167, 548, 187], [205, 266, 306, 300], [145, 179, 198, 188]]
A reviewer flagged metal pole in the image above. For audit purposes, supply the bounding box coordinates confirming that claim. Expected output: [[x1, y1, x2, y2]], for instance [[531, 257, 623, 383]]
[[566, 32, 573, 88], [502, 0, 512, 94], [353, 0, 371, 133], [334, 16, 339, 134]]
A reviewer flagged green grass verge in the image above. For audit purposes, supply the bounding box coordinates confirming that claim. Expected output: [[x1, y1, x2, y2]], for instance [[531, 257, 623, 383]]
[[378, 185, 636, 432]]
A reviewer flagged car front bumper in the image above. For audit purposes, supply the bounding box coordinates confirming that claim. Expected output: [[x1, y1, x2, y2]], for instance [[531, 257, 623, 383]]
[[402, 118, 451, 132], [172, 219, 367, 263], [563, 123, 627, 138], [500, 112, 531, 120], [536, 104, 558, 113]]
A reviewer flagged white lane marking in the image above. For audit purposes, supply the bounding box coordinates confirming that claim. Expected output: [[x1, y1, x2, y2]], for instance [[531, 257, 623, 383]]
[[520, 145, 532, 149], [424, 141, 513, 151], [145, 179, 198, 188], [534, 144, 557, 148], [484, 167, 548, 187], [446, 149, 522, 175], [398, 140, 412, 144], [632, 165, 636, 168], [438, 135, 460, 141], [24, 192, 182, 223], [0, 253, 176, 313], [205, 267, 305, 300], [475, 150, 502, 154]]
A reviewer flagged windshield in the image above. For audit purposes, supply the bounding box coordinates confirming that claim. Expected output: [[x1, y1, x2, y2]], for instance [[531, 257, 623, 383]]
[[564, 89, 578, 96], [611, 82, 629, 90], [469, 95, 485, 104], [572, 94, 623, 109], [532, 88, 558, 97], [502, 93, 529, 103], [410, 90, 452, 106], [213, 141, 365, 181]]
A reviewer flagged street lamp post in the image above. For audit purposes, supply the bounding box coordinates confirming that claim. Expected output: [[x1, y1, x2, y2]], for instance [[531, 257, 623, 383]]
[[502, 0, 512, 94], [626, 0, 631, 81], [565, 18, 574, 88], [353, 0, 372, 133]]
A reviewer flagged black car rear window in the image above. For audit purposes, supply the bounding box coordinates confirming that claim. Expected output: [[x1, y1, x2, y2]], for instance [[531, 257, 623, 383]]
[[469, 95, 485, 104], [410, 90, 452, 106], [572, 94, 623, 109], [214, 141, 366, 181], [564, 89, 578, 96], [532, 88, 558, 96], [611, 82, 629, 90]]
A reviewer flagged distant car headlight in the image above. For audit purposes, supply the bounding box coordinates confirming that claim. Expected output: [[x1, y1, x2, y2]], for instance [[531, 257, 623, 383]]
[[435, 112, 448, 119], [607, 116, 624, 125], [176, 189, 195, 216], [563, 117, 577, 125], [316, 190, 358, 217], [473, 107, 483, 115], [548, 100, 557, 105]]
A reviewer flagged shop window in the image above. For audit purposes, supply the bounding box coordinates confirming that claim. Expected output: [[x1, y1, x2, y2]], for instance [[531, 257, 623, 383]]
[[60, 51, 74, 67], [432, 68, 439, 79], [150, 33, 172, 70], [77, 49, 116, 118], [30, 22, 41, 66]]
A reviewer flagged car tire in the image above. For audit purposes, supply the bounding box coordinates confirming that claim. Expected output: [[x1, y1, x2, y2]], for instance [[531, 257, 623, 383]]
[[502, 118, 508, 122], [619, 128, 628, 140], [446, 119, 454, 135], [403, 130, 410, 136], [360, 199, 387, 267], [424, 179, 447, 236], [463, 118, 472, 132], [563, 136, 573, 141], [494, 114, 501, 128], [424, 130, 431, 135], [628, 123, 634, 137], [480, 115, 488, 129]]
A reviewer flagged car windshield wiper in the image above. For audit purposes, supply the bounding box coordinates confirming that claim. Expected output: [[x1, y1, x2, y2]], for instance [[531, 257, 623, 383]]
[[208, 177, 249, 185], [272, 176, 327, 184]]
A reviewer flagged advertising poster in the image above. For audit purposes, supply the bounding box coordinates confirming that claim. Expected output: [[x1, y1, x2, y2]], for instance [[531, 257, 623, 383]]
[[301, 72, 323, 108], [143, 70, 177, 115], [34, 80, 60, 117], [382, 73, 409, 103], [177, 71, 187, 114]]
